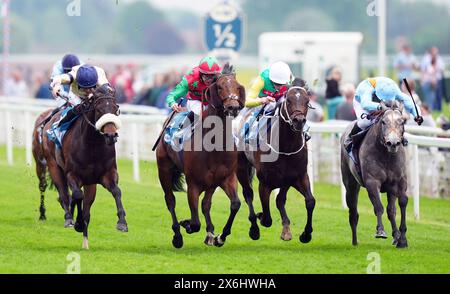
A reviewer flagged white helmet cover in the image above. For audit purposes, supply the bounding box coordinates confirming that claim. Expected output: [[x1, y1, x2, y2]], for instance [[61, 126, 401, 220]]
[[269, 61, 292, 84]]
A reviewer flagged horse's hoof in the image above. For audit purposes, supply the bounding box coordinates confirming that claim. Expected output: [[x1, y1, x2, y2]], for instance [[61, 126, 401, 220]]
[[172, 234, 183, 249], [204, 233, 215, 246], [396, 239, 408, 249], [64, 219, 74, 228], [39, 215, 46, 221], [375, 230, 387, 239], [299, 232, 312, 244], [116, 222, 128, 232], [280, 230, 292, 241], [249, 226, 260, 240], [352, 241, 358, 246], [214, 235, 225, 247], [74, 222, 84, 233], [257, 214, 272, 228]]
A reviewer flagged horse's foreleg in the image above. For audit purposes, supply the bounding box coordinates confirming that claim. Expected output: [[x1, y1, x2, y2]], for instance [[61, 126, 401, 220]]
[[387, 192, 400, 245], [201, 188, 216, 246], [365, 180, 387, 239], [257, 182, 273, 228], [180, 183, 202, 234], [81, 184, 96, 250], [214, 176, 241, 247], [101, 173, 128, 232], [293, 173, 316, 244], [397, 192, 408, 248], [237, 154, 259, 240], [276, 187, 291, 241]]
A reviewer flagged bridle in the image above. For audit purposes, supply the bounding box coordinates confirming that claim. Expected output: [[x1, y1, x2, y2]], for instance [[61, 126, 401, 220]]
[[279, 86, 312, 132], [206, 74, 244, 111], [80, 94, 120, 135]]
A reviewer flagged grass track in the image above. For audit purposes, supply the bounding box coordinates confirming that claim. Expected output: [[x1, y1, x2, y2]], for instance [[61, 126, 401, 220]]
[[0, 147, 449, 274]]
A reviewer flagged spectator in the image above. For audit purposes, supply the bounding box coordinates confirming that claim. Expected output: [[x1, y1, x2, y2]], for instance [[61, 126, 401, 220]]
[[421, 47, 446, 111], [325, 66, 344, 119], [393, 43, 418, 86], [4, 69, 30, 100], [34, 73, 53, 99], [306, 91, 324, 122], [336, 83, 357, 121]]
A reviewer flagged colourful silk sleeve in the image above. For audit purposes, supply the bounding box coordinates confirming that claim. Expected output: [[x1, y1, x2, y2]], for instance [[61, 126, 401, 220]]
[[166, 77, 189, 107], [245, 76, 265, 108]]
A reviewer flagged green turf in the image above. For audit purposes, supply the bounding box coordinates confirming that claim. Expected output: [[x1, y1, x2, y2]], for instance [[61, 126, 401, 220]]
[[0, 146, 449, 274]]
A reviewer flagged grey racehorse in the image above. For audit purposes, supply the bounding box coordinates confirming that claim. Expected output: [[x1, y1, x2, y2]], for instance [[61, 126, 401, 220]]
[[340, 100, 410, 248]]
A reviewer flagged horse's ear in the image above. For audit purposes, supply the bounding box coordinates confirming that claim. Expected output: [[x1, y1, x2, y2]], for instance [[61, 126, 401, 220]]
[[238, 85, 246, 108], [206, 83, 221, 107]]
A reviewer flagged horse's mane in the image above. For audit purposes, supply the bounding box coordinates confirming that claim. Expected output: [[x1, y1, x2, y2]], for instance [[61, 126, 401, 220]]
[[291, 77, 312, 96]]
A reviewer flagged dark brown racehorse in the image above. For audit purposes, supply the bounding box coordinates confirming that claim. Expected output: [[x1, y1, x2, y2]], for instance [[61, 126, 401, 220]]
[[32, 86, 127, 249], [236, 78, 316, 243], [156, 64, 245, 248]]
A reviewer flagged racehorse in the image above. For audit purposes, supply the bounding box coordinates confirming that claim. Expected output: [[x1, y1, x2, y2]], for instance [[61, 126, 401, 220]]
[[32, 86, 127, 249], [156, 64, 245, 248], [340, 100, 409, 248], [236, 78, 316, 243]]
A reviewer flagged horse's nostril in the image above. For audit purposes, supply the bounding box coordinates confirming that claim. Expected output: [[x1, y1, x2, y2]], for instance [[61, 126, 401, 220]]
[[395, 141, 401, 147], [386, 141, 392, 147]]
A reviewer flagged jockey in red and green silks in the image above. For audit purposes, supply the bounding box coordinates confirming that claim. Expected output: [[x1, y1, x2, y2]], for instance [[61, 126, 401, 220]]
[[166, 56, 221, 115]]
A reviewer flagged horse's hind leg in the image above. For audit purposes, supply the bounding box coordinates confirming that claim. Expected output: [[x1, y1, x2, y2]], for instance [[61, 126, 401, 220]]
[[214, 175, 241, 247], [293, 173, 316, 244], [276, 187, 292, 241], [344, 177, 360, 246], [67, 173, 84, 233], [237, 153, 259, 240], [157, 159, 183, 248], [35, 160, 47, 221], [101, 171, 128, 232], [202, 188, 216, 246], [387, 192, 400, 246], [81, 184, 96, 250], [366, 180, 387, 239], [47, 161, 73, 227]]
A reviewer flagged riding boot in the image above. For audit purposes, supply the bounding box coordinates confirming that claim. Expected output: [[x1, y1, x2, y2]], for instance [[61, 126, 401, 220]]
[[345, 123, 362, 153], [304, 131, 311, 142]]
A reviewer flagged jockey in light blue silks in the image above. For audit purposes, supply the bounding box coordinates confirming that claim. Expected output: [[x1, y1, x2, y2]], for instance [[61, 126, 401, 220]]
[[344, 77, 423, 152]]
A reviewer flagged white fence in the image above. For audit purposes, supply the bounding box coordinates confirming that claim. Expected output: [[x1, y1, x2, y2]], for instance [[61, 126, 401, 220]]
[[1, 97, 450, 220]]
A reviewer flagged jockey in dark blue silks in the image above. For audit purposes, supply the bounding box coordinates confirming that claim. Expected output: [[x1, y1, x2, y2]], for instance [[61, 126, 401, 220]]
[[47, 64, 116, 148], [344, 77, 424, 152], [50, 54, 82, 107]]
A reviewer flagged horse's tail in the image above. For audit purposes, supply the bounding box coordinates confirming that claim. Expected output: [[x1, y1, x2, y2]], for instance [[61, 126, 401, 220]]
[[171, 168, 185, 192]]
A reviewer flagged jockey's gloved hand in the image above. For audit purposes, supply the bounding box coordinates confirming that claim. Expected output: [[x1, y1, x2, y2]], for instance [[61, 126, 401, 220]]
[[414, 115, 424, 126], [52, 84, 61, 98], [377, 104, 383, 111]]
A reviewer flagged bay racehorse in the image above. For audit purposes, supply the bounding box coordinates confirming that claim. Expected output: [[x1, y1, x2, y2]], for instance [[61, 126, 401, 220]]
[[236, 78, 316, 243], [156, 64, 245, 248], [32, 85, 127, 249], [340, 100, 409, 248]]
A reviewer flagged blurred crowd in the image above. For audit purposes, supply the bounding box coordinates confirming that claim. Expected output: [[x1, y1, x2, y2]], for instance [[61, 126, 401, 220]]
[[2, 43, 448, 130]]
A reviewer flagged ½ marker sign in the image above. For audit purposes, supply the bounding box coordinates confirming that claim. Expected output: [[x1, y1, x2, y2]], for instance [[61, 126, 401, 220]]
[[205, 2, 243, 53]]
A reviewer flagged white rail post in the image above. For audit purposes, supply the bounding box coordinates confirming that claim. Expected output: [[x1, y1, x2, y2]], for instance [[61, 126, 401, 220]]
[[411, 144, 420, 220], [24, 110, 32, 166], [131, 123, 140, 182], [5, 110, 13, 165], [307, 139, 314, 195]]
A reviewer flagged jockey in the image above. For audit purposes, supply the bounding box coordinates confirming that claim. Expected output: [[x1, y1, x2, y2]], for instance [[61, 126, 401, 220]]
[[50, 54, 82, 107], [245, 61, 291, 108], [344, 77, 424, 151], [50, 64, 114, 127], [166, 56, 221, 116], [245, 61, 311, 141]]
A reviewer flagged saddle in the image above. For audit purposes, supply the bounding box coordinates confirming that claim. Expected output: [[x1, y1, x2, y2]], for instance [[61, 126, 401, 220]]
[[163, 111, 196, 149]]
